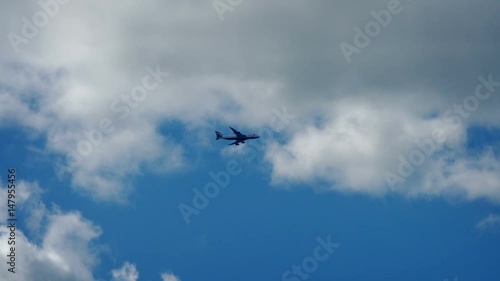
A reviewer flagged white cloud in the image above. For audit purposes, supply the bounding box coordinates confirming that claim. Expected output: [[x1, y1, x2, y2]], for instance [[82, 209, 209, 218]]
[[112, 262, 139, 281], [266, 98, 469, 193], [161, 272, 181, 281], [1, 0, 499, 203], [110, 264, 182, 281], [16, 181, 48, 235], [476, 214, 500, 233], [419, 150, 500, 202], [0, 209, 101, 281], [0, 180, 180, 281], [0, 221, 179, 281], [0, 181, 100, 281], [51, 122, 185, 202]]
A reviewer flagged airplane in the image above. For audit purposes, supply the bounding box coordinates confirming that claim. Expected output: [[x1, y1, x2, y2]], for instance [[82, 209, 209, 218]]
[[215, 127, 260, 145]]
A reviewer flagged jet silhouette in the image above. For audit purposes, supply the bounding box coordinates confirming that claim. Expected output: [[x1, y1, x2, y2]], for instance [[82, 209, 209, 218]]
[[215, 127, 260, 145]]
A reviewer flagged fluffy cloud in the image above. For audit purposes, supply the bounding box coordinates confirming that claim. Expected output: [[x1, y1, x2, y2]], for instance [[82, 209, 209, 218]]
[[266, 98, 465, 190], [1, 0, 499, 202], [112, 262, 139, 281], [266, 96, 500, 202], [0, 180, 180, 281], [0, 181, 102, 281]]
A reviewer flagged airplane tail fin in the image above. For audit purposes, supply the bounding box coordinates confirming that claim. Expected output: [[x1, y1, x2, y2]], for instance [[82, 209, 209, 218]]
[[215, 131, 223, 140]]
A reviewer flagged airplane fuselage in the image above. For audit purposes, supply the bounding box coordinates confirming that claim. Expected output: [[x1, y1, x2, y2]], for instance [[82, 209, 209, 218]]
[[215, 127, 260, 145], [221, 135, 259, 141]]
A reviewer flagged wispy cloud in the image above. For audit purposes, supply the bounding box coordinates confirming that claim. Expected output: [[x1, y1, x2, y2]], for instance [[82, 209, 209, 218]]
[[161, 272, 181, 281], [476, 214, 500, 233]]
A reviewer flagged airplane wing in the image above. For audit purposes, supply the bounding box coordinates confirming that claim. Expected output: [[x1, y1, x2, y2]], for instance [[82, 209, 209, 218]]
[[229, 126, 244, 137], [229, 140, 240, 145]]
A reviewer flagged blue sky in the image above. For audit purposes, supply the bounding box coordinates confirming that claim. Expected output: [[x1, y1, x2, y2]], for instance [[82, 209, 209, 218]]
[[2, 128, 500, 281], [1, 1, 500, 281]]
